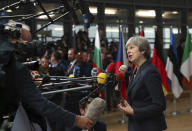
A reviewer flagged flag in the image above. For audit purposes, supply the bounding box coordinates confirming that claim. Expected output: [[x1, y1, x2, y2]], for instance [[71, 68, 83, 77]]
[[152, 29, 169, 96], [166, 31, 183, 98], [180, 31, 192, 85], [93, 26, 104, 98], [115, 26, 127, 99], [93, 26, 103, 73], [139, 27, 144, 37]]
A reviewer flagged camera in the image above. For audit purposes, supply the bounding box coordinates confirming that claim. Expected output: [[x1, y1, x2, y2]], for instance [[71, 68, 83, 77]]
[[0, 24, 22, 39]]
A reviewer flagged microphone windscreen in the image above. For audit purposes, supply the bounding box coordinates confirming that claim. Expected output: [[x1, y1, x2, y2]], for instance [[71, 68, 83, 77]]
[[85, 97, 106, 123], [116, 72, 125, 82], [91, 68, 98, 77], [69, 74, 75, 78], [119, 65, 128, 73], [97, 73, 107, 84], [107, 63, 116, 74]]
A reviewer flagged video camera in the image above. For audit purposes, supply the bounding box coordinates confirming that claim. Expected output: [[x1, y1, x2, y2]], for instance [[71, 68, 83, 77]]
[[0, 23, 21, 39], [0, 23, 45, 60]]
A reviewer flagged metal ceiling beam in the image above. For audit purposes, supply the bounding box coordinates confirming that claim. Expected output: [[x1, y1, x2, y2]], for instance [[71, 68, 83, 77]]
[[83, 0, 191, 9]]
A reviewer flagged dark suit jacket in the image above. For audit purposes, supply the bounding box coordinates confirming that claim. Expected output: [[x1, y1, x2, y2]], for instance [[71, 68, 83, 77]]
[[126, 60, 167, 131], [66, 60, 81, 77], [0, 57, 76, 131], [66, 121, 107, 131]]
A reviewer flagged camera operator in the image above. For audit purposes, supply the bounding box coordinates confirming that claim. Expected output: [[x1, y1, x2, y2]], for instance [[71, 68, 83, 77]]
[[0, 22, 93, 131]]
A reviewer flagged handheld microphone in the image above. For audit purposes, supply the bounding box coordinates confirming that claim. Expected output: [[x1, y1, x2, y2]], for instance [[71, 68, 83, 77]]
[[91, 68, 98, 77], [85, 97, 106, 123], [116, 72, 125, 82], [107, 63, 116, 74], [119, 65, 128, 73], [97, 73, 107, 85]]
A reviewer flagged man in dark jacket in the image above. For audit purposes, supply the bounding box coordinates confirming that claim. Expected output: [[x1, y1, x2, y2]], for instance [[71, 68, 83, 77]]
[[0, 25, 93, 131]]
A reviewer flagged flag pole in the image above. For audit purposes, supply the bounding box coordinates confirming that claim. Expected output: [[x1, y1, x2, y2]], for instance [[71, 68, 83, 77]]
[[118, 25, 128, 124], [171, 97, 180, 116], [188, 92, 192, 113]]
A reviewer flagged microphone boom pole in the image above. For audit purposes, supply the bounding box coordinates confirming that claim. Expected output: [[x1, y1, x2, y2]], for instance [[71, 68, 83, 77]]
[[42, 85, 93, 95], [15, 6, 65, 22], [33, 10, 70, 34], [35, 0, 53, 22], [0, 1, 22, 12]]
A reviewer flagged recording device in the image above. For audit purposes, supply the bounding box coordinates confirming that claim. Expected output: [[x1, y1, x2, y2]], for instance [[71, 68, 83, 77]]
[[85, 97, 106, 123], [0, 24, 22, 39], [119, 65, 128, 73], [106, 63, 116, 83], [0, 22, 45, 64], [116, 72, 125, 82], [91, 68, 98, 77], [14, 40, 45, 59]]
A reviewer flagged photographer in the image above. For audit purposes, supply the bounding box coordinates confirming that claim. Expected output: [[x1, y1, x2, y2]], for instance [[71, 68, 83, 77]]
[[0, 22, 93, 131]]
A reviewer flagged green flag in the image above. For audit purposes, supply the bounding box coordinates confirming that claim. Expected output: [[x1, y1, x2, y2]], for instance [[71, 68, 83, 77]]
[[180, 31, 192, 81], [93, 27, 102, 73]]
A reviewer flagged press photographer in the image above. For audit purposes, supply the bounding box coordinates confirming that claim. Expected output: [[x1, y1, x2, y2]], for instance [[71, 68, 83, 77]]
[[0, 22, 94, 131]]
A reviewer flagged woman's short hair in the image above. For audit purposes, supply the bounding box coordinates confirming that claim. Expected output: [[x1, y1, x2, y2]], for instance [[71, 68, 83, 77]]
[[126, 36, 151, 59]]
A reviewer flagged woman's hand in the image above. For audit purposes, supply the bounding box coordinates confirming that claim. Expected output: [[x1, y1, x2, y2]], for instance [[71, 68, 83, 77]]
[[118, 99, 134, 115]]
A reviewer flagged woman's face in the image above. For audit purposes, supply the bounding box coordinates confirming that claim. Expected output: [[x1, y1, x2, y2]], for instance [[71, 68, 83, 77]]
[[127, 43, 144, 64]]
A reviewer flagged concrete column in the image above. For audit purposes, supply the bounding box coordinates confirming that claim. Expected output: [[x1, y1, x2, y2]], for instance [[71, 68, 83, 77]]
[[155, 7, 163, 44], [180, 9, 187, 39], [97, 4, 105, 31], [127, 6, 135, 38], [64, 14, 73, 48]]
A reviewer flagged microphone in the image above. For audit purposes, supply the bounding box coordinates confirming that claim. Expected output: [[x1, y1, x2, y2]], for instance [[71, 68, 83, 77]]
[[107, 63, 116, 74], [97, 73, 107, 85], [91, 68, 98, 77], [85, 97, 106, 123], [119, 65, 128, 73], [116, 72, 125, 82], [105, 63, 116, 85]]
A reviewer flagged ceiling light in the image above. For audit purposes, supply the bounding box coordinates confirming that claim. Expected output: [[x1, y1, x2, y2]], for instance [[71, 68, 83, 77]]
[[136, 10, 156, 18], [139, 21, 143, 24], [6, 9, 12, 13], [172, 11, 178, 14], [89, 6, 97, 14], [105, 8, 117, 15]]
